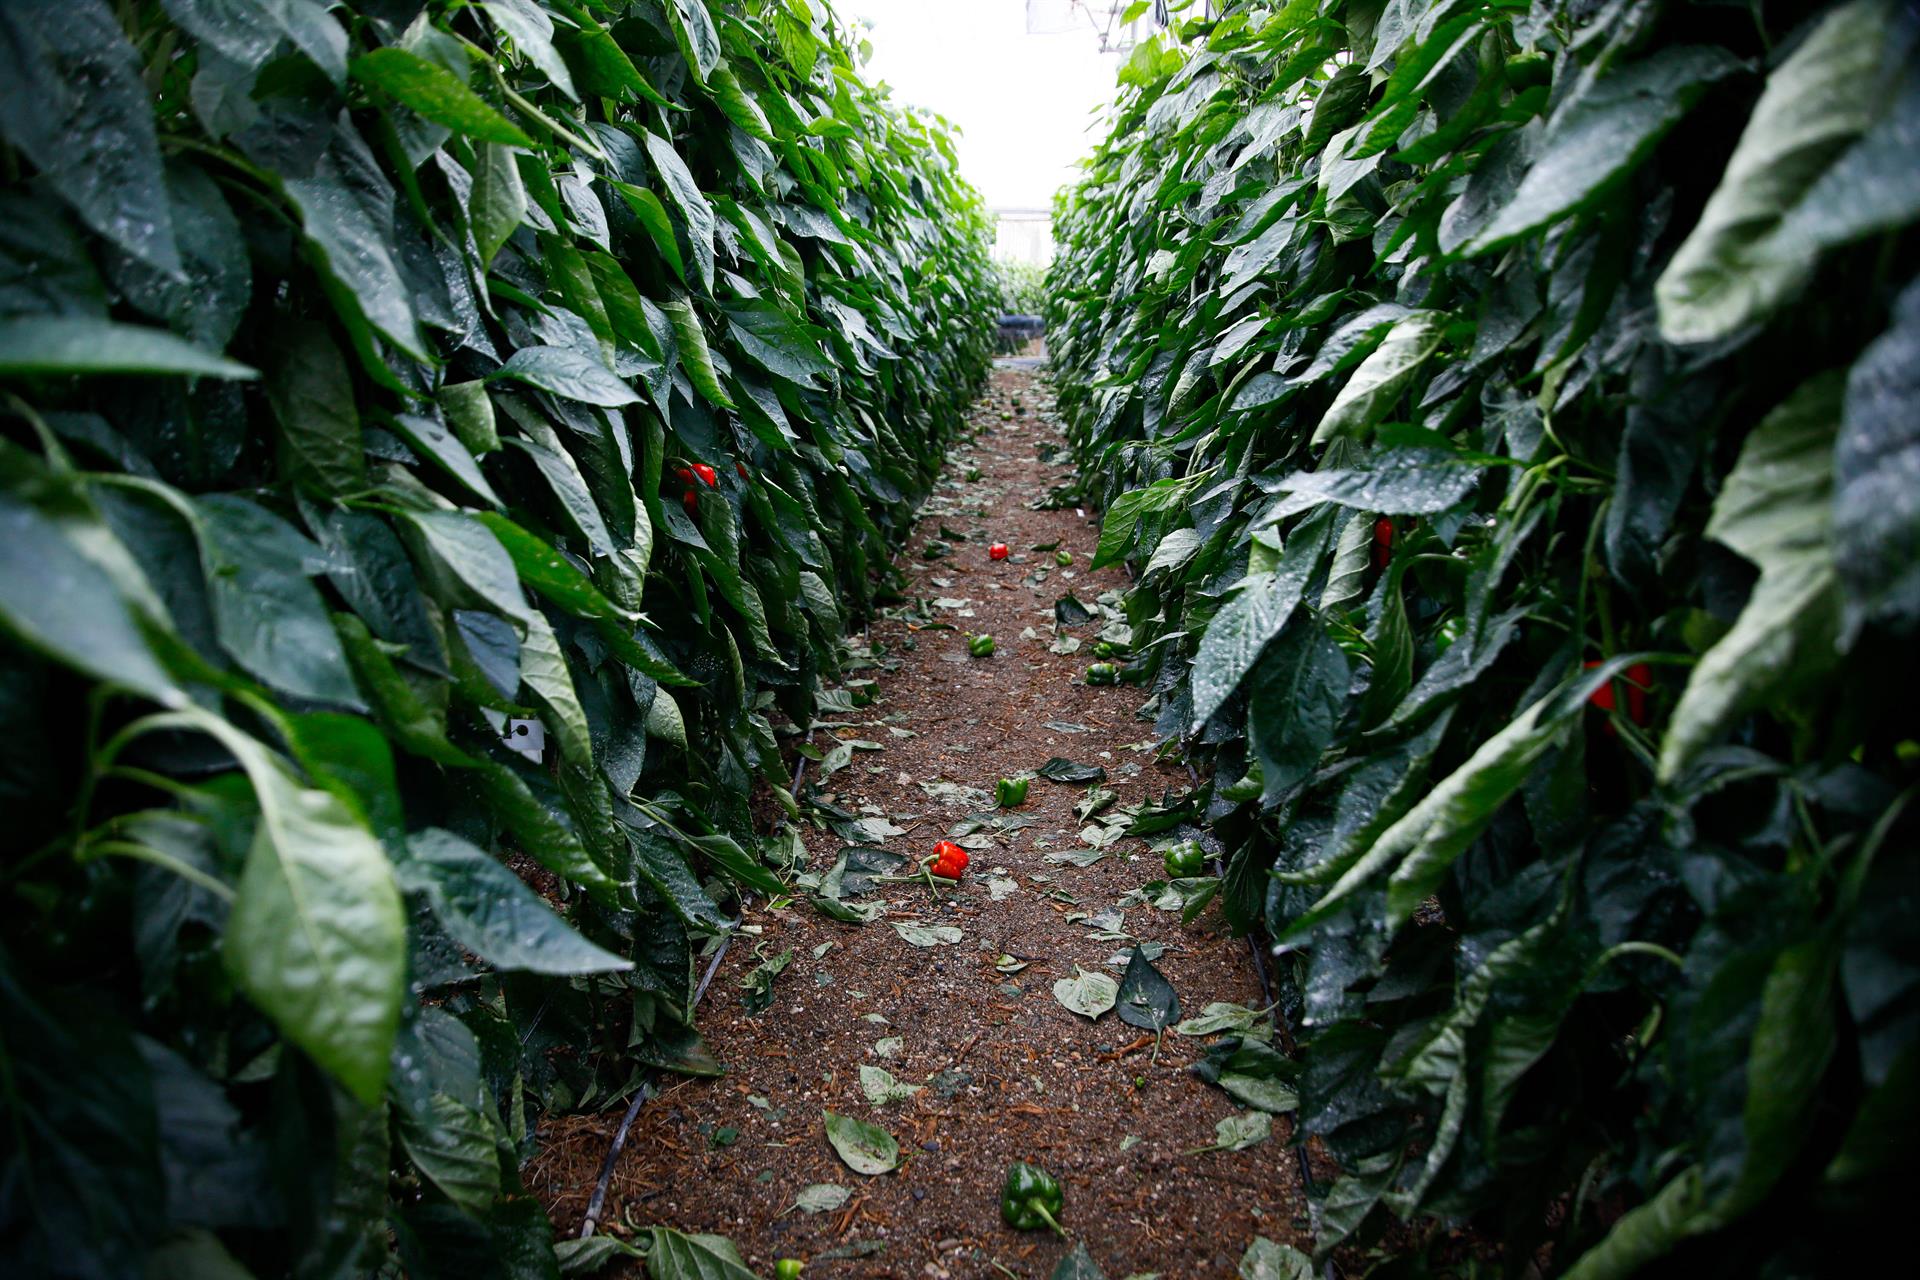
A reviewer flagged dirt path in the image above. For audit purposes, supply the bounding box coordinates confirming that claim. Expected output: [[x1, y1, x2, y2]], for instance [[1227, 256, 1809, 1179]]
[[533, 365, 1309, 1277]]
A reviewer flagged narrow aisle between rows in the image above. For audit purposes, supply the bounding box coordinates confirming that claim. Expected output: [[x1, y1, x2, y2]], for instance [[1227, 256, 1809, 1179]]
[[532, 364, 1313, 1278]]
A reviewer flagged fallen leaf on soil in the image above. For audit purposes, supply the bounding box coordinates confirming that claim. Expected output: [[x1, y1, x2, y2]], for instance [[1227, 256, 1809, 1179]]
[[790, 1183, 852, 1214], [1239, 1237, 1314, 1279], [1052, 967, 1118, 1019], [858, 1064, 923, 1105], [892, 923, 963, 947], [822, 1111, 898, 1175]]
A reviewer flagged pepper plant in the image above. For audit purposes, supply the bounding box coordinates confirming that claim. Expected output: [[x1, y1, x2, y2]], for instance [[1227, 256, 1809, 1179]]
[[1051, 0, 1917, 1273], [0, 1, 991, 1275]]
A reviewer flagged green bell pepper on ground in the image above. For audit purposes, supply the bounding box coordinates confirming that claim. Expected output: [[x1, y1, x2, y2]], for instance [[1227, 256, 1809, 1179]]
[[996, 776, 1030, 808], [1163, 839, 1206, 878], [1000, 1161, 1066, 1235], [1084, 662, 1117, 685], [969, 633, 996, 657]]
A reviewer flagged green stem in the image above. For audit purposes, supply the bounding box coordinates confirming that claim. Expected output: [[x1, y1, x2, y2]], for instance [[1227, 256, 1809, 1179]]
[[1030, 1201, 1068, 1239], [79, 841, 235, 902]]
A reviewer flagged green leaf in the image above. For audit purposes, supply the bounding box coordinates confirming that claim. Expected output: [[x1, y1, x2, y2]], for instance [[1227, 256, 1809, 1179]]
[[1468, 46, 1743, 254], [197, 495, 365, 708], [179, 711, 405, 1106], [519, 609, 593, 765], [664, 0, 724, 85], [439, 381, 501, 455], [1285, 690, 1567, 935], [1833, 275, 1920, 637], [0, 449, 180, 703], [640, 1228, 761, 1280], [1656, 1, 1906, 343], [644, 131, 717, 292], [1052, 966, 1119, 1019], [1659, 375, 1843, 780], [489, 346, 640, 407], [822, 1110, 899, 1175], [1562, 1166, 1715, 1280], [726, 301, 835, 387], [791, 1183, 852, 1214], [1311, 312, 1443, 444], [468, 142, 527, 269], [1773, 58, 1920, 258], [1116, 946, 1180, 1032], [388, 412, 503, 509], [159, 0, 347, 85], [611, 182, 687, 281], [475, 513, 632, 620], [481, 0, 578, 101], [283, 121, 431, 363], [401, 509, 530, 622], [0, 317, 257, 380], [663, 297, 734, 408], [1269, 447, 1481, 515], [1248, 619, 1349, 805], [397, 1092, 500, 1215], [1050, 1242, 1110, 1280], [1038, 758, 1108, 784], [1189, 506, 1334, 727], [1239, 1237, 1313, 1280], [858, 1064, 922, 1105], [397, 828, 631, 975], [350, 47, 533, 147], [266, 320, 363, 497], [0, 0, 180, 273]]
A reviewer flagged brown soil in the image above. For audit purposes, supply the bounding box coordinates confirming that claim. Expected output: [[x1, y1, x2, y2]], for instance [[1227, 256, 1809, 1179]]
[[529, 364, 1310, 1278]]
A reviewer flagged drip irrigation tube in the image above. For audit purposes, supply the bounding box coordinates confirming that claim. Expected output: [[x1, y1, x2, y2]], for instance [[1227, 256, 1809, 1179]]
[[578, 928, 735, 1239]]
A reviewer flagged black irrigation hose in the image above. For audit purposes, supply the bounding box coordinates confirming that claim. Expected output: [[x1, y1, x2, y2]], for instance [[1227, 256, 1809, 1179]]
[[578, 924, 736, 1239], [1189, 765, 1333, 1276]]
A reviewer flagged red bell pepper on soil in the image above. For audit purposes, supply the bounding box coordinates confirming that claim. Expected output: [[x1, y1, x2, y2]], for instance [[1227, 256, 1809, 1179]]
[[988, 542, 1009, 560], [929, 840, 969, 880]]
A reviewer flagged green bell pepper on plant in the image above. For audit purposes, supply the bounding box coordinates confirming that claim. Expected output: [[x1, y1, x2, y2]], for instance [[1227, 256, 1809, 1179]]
[[1000, 1161, 1066, 1235], [969, 633, 996, 657], [996, 776, 1029, 808], [1163, 839, 1206, 878]]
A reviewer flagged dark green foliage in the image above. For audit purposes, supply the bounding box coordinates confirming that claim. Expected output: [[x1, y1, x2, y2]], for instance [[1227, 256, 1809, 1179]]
[[0, 1, 992, 1274], [1049, 1, 1918, 1273]]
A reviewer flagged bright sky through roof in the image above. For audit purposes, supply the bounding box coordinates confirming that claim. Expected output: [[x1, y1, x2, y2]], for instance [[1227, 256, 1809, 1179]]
[[847, 1, 1133, 212]]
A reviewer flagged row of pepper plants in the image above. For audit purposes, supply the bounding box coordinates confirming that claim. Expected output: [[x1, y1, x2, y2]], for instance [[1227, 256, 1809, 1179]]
[[0, 1, 993, 1276], [1049, 0, 1915, 1273]]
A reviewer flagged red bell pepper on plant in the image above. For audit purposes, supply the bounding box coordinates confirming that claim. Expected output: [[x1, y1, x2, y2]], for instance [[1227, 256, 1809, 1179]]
[[682, 489, 699, 517], [693, 462, 718, 487], [1585, 660, 1652, 727], [1372, 517, 1394, 570], [989, 542, 1009, 560]]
